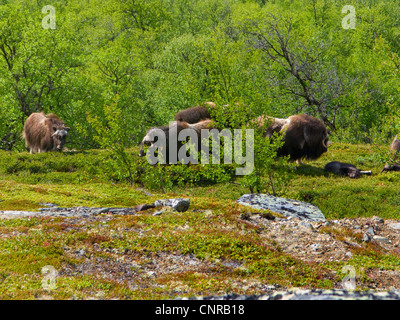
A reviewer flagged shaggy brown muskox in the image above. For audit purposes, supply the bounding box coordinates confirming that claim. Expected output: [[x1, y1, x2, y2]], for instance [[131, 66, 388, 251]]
[[255, 114, 329, 162], [139, 119, 220, 163], [23, 112, 70, 154], [381, 135, 400, 172], [174, 102, 215, 124], [390, 134, 400, 154], [324, 161, 371, 178]]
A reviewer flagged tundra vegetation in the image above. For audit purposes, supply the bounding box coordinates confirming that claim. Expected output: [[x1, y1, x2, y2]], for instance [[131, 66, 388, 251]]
[[0, 0, 400, 299]]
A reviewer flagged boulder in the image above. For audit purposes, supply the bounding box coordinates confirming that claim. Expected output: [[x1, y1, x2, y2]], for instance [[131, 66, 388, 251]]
[[154, 198, 190, 212], [237, 193, 326, 222]]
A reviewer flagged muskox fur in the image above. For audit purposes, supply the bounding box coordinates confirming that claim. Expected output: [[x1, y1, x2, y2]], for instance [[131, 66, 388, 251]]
[[174, 102, 215, 124], [23, 112, 70, 154], [139, 119, 220, 163], [324, 161, 371, 178], [390, 134, 400, 154], [256, 114, 329, 161], [381, 163, 400, 173], [381, 135, 400, 172]]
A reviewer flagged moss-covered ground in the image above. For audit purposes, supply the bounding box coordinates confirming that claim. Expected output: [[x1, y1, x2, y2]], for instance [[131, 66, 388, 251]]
[[0, 142, 399, 299]]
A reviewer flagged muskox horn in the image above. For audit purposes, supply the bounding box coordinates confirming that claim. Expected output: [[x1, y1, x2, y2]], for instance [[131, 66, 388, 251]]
[[322, 136, 328, 149], [52, 129, 69, 137]]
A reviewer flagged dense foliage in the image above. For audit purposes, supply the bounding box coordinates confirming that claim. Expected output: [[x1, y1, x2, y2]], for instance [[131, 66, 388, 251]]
[[0, 0, 399, 152]]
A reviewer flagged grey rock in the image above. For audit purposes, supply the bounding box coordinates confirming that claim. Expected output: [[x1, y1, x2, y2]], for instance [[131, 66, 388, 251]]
[[237, 194, 326, 222], [365, 227, 375, 236], [154, 198, 190, 212], [0, 206, 137, 219], [388, 223, 400, 231], [184, 288, 400, 300], [362, 233, 371, 242], [372, 216, 384, 224], [373, 235, 390, 243], [298, 220, 314, 232]]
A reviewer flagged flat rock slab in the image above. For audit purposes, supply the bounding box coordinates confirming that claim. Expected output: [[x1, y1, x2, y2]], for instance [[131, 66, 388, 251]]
[[188, 288, 400, 300], [237, 193, 326, 222], [0, 198, 191, 219], [0, 207, 136, 219]]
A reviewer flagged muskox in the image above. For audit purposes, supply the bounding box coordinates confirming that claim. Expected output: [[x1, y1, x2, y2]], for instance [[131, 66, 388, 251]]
[[390, 134, 400, 154], [174, 102, 215, 124], [324, 161, 372, 178], [139, 119, 220, 164], [381, 135, 400, 172], [23, 112, 70, 154], [256, 114, 329, 162], [381, 163, 400, 173]]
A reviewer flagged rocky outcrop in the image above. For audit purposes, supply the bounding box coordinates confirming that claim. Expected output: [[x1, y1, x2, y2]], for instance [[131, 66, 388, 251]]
[[237, 193, 326, 222], [186, 288, 400, 300]]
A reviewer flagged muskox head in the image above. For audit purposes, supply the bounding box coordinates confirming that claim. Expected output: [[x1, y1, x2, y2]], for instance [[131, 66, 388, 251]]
[[139, 120, 221, 164], [139, 122, 191, 163], [259, 114, 329, 162], [51, 126, 70, 151]]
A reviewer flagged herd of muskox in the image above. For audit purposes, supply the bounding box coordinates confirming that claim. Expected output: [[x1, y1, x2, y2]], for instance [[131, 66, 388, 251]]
[[22, 103, 400, 177]]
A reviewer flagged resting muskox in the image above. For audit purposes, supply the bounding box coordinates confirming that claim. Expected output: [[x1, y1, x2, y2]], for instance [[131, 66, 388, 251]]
[[255, 114, 329, 162], [139, 119, 220, 164], [174, 102, 215, 124], [324, 161, 372, 178], [23, 112, 70, 154], [381, 163, 400, 173]]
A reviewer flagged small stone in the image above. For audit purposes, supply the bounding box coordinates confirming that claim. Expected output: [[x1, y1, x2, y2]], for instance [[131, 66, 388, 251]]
[[388, 223, 400, 231], [204, 210, 213, 218], [153, 210, 163, 216], [298, 220, 314, 232], [365, 227, 375, 236], [362, 233, 371, 242], [372, 216, 384, 224], [373, 235, 389, 243]]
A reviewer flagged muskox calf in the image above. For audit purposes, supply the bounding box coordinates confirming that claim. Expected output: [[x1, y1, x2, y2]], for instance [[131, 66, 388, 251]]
[[256, 114, 329, 162], [23, 112, 70, 154], [381, 163, 400, 173], [324, 161, 371, 179], [174, 102, 215, 124], [139, 119, 220, 163]]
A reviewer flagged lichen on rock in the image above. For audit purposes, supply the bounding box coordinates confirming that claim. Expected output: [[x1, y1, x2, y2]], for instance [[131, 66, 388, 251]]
[[237, 193, 326, 222]]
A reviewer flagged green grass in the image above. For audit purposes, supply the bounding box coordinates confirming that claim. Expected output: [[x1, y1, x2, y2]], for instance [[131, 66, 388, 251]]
[[0, 142, 398, 299]]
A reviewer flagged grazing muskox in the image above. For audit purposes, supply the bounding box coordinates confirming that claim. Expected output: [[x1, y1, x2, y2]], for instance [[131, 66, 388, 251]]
[[23, 112, 70, 154], [174, 102, 215, 124], [255, 114, 329, 162], [324, 161, 372, 178], [139, 119, 220, 163]]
